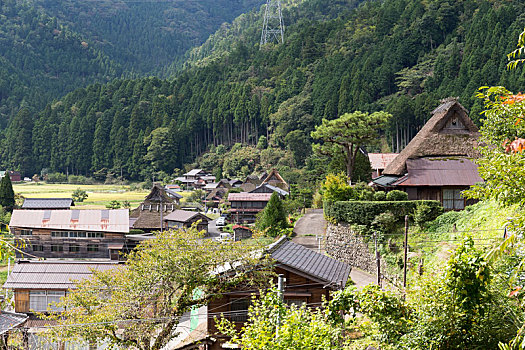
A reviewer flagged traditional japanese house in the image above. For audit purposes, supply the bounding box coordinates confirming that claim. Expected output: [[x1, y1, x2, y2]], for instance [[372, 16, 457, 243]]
[[173, 237, 351, 350], [175, 169, 215, 190], [130, 184, 180, 233], [240, 175, 262, 192], [21, 198, 74, 210], [261, 168, 289, 191], [163, 210, 210, 234], [228, 192, 272, 224], [10, 209, 129, 260], [372, 99, 482, 210], [0, 171, 21, 182], [249, 183, 289, 198], [368, 153, 399, 179], [3, 260, 120, 348]]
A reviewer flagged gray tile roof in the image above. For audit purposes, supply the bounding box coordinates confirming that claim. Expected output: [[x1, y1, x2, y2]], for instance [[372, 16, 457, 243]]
[[163, 210, 209, 223], [3, 261, 121, 290], [269, 237, 351, 289], [22, 198, 74, 209], [0, 312, 27, 335]]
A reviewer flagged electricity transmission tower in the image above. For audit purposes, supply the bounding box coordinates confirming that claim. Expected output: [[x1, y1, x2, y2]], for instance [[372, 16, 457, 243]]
[[260, 0, 284, 47]]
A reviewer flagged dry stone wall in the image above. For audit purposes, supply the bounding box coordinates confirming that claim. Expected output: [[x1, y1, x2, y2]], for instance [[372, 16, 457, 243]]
[[326, 222, 387, 276]]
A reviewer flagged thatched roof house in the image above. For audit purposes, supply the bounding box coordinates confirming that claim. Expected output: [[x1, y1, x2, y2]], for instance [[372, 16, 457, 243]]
[[383, 99, 480, 176], [130, 183, 179, 232], [373, 99, 482, 210]]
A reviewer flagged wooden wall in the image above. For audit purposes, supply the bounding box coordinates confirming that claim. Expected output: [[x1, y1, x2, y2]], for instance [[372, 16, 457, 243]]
[[13, 228, 126, 259]]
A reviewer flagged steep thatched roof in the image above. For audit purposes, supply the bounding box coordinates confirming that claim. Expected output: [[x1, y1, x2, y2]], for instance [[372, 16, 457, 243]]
[[383, 99, 480, 176]]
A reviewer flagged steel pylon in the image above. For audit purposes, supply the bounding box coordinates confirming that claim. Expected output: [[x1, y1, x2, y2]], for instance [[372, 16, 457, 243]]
[[260, 0, 284, 47]]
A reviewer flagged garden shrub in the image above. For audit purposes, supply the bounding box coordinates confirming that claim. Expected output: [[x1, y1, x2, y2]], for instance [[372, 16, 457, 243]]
[[414, 202, 444, 228], [373, 191, 386, 201], [324, 200, 442, 227], [386, 190, 408, 201]]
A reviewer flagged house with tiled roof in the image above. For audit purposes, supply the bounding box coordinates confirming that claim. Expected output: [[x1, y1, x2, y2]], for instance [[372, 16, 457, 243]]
[[227, 192, 272, 224], [173, 237, 351, 350], [21, 198, 74, 210], [130, 183, 180, 232]]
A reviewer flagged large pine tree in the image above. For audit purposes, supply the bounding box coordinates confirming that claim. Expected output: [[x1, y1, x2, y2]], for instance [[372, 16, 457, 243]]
[[0, 173, 15, 212]]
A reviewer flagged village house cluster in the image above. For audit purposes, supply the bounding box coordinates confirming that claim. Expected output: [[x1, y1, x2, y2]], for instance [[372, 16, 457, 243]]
[[0, 99, 483, 349]]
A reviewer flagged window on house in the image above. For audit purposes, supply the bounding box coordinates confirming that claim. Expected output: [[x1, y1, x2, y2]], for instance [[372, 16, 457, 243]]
[[20, 229, 32, 236], [29, 290, 65, 312], [69, 245, 80, 253], [230, 298, 249, 323], [50, 245, 63, 252], [284, 299, 306, 307], [443, 189, 465, 210], [87, 244, 99, 252], [32, 245, 44, 252]]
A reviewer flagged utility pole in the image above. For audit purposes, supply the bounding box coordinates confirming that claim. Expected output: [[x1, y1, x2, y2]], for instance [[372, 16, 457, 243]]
[[374, 233, 381, 288], [403, 215, 409, 288], [260, 0, 284, 47], [276, 274, 285, 339]]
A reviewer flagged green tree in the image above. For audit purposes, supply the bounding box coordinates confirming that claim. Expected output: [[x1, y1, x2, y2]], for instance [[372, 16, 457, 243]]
[[256, 192, 288, 237], [0, 174, 15, 212], [44, 227, 271, 349], [106, 200, 121, 209], [217, 286, 346, 350], [71, 188, 88, 203], [311, 111, 391, 180], [321, 173, 354, 203]]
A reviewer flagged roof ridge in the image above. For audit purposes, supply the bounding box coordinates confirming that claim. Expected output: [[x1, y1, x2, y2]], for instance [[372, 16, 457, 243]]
[[266, 235, 288, 254]]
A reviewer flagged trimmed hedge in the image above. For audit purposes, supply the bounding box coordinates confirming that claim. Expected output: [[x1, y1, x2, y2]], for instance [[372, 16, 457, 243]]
[[324, 200, 442, 226]]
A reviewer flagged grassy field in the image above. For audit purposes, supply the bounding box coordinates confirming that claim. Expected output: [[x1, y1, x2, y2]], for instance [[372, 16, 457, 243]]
[[13, 182, 150, 209]]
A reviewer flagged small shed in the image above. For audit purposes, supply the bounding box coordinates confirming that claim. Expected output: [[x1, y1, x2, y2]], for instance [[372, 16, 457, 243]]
[[164, 210, 210, 234], [232, 225, 253, 241]]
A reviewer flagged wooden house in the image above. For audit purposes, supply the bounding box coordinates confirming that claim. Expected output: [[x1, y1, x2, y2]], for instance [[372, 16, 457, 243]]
[[163, 210, 210, 234], [249, 183, 289, 198], [240, 175, 262, 192], [261, 169, 289, 191], [130, 184, 180, 233], [173, 237, 351, 350], [372, 99, 482, 210], [228, 192, 272, 224], [0, 171, 21, 182], [3, 260, 120, 348], [175, 169, 215, 190], [10, 209, 129, 260], [21, 198, 74, 210], [368, 153, 399, 179]]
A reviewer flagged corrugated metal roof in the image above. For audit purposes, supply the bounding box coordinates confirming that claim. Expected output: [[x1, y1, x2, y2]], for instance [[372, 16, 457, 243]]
[[163, 210, 209, 223], [269, 238, 350, 289], [10, 209, 129, 233], [0, 312, 27, 334], [368, 153, 399, 170], [394, 157, 482, 186], [371, 175, 401, 187], [183, 169, 204, 176], [3, 261, 121, 290], [228, 193, 272, 202], [22, 198, 74, 209]]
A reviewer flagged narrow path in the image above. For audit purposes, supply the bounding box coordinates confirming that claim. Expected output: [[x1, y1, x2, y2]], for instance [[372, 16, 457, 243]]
[[292, 209, 326, 251]]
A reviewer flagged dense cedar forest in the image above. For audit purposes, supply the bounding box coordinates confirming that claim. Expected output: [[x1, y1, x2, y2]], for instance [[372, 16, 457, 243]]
[[0, 0, 265, 124], [3, 0, 525, 180]]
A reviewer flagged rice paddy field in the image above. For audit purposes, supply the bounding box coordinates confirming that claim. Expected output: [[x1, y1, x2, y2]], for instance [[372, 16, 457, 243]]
[[12, 182, 151, 209]]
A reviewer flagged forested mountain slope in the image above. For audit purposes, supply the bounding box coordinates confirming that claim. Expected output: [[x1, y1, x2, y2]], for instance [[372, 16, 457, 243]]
[[6, 0, 525, 179], [0, 0, 266, 124], [0, 0, 121, 127]]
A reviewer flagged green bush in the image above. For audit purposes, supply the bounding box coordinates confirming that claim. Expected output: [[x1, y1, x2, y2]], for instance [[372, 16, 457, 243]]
[[386, 190, 408, 201], [46, 172, 68, 183], [414, 202, 444, 228], [324, 200, 442, 226], [373, 191, 387, 201], [353, 181, 375, 201]]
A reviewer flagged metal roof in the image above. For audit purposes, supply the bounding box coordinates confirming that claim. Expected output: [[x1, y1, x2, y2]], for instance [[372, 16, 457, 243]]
[[10, 209, 129, 233], [22, 198, 74, 209], [3, 261, 121, 290], [368, 153, 399, 170], [394, 157, 482, 187], [163, 210, 209, 223], [165, 189, 183, 199], [228, 193, 272, 202], [0, 312, 28, 334], [269, 237, 350, 289], [253, 184, 289, 197], [183, 169, 205, 176], [371, 175, 401, 187]]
